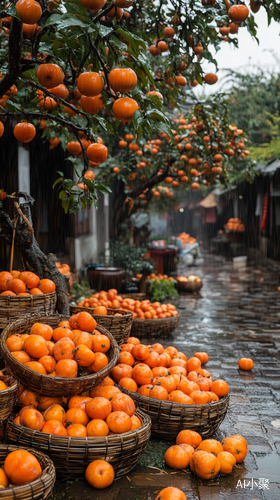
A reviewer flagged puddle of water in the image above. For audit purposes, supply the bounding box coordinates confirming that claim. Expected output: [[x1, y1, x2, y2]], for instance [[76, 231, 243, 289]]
[[245, 452, 280, 483]]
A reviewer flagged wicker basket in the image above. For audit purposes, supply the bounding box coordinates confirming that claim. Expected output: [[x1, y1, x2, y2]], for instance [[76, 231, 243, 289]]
[[117, 385, 229, 440], [70, 306, 133, 345], [0, 444, 55, 500], [0, 314, 119, 398], [0, 375, 19, 423], [6, 409, 151, 479], [122, 293, 147, 301], [176, 280, 203, 293], [0, 293, 57, 330], [131, 313, 181, 339]]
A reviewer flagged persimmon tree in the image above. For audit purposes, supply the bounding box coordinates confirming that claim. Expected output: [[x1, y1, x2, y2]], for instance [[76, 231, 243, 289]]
[[1, 0, 280, 303], [0, 0, 276, 215]]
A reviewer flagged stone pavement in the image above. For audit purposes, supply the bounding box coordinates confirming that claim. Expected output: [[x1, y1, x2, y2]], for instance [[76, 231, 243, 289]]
[[54, 254, 280, 500]]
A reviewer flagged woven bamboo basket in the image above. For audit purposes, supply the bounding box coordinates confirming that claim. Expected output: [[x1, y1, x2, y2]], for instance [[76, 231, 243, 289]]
[[117, 385, 229, 440], [0, 375, 19, 423], [122, 293, 147, 301], [70, 306, 133, 345], [0, 314, 119, 397], [0, 444, 55, 500], [176, 280, 203, 293], [131, 313, 181, 339], [0, 293, 57, 330], [6, 409, 151, 479]]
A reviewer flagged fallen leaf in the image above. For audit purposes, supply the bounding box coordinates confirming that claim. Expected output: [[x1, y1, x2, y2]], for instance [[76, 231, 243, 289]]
[[126, 476, 131, 482]]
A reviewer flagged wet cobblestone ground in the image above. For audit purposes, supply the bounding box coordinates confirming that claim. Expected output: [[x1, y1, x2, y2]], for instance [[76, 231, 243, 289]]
[[54, 254, 280, 500]]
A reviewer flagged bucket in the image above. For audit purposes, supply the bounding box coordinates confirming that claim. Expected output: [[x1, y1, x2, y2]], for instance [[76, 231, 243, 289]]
[[233, 256, 247, 268]]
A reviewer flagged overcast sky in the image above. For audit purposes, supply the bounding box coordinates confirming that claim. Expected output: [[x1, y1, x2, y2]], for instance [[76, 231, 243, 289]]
[[196, 11, 280, 93]]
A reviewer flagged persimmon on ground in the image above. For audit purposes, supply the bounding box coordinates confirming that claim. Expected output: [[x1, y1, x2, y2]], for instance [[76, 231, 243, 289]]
[[164, 429, 247, 480]]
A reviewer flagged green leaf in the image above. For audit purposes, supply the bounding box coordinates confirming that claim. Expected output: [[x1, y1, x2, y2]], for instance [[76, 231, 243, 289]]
[[59, 190, 66, 199], [61, 196, 71, 213], [97, 24, 114, 37], [133, 109, 144, 129], [53, 177, 64, 188], [156, 122, 175, 144], [146, 109, 168, 123], [5, 4, 20, 19], [6, 100, 22, 112]]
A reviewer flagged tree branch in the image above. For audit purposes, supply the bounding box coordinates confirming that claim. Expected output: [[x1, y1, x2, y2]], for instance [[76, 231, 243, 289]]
[[0, 18, 22, 98], [92, 3, 114, 24], [2, 111, 90, 136], [26, 79, 90, 124]]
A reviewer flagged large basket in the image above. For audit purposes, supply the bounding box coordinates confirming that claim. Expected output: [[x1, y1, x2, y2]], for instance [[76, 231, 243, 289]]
[[6, 409, 151, 479], [131, 313, 181, 339], [176, 280, 203, 293], [0, 375, 19, 423], [0, 314, 119, 397], [70, 306, 133, 345], [117, 385, 229, 440], [0, 293, 57, 330], [0, 444, 55, 500]]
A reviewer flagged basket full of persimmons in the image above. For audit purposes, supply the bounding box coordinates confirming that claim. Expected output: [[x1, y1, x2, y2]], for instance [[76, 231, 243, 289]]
[[70, 289, 133, 345], [0, 271, 57, 329], [0, 312, 119, 397], [74, 289, 180, 339], [113, 337, 230, 439], [6, 379, 151, 478]]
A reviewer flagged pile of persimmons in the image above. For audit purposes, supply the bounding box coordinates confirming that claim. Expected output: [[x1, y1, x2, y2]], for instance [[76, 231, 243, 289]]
[[77, 288, 179, 320], [111, 337, 229, 404], [14, 378, 141, 437], [0, 270, 56, 296], [6, 311, 110, 378], [164, 429, 247, 479]]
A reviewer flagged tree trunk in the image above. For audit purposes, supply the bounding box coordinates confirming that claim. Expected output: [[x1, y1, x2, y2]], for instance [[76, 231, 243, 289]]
[[111, 169, 168, 238], [0, 192, 69, 315]]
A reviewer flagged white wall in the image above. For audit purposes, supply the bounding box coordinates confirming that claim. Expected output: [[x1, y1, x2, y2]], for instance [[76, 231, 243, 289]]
[[18, 145, 30, 198], [74, 206, 99, 269]]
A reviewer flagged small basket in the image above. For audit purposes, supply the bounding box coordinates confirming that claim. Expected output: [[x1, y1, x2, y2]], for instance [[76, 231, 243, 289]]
[[6, 409, 151, 478], [70, 306, 133, 345], [131, 313, 181, 339], [0, 293, 57, 330], [176, 280, 203, 293], [0, 444, 55, 500], [117, 385, 229, 440], [0, 314, 119, 397], [0, 375, 19, 423]]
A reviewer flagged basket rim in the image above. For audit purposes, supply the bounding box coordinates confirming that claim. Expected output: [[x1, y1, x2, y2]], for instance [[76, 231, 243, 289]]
[[117, 385, 230, 409], [8, 408, 151, 443], [0, 443, 55, 492], [0, 314, 119, 385], [0, 377, 19, 395], [133, 313, 181, 324], [70, 306, 133, 319], [0, 291, 56, 301]]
